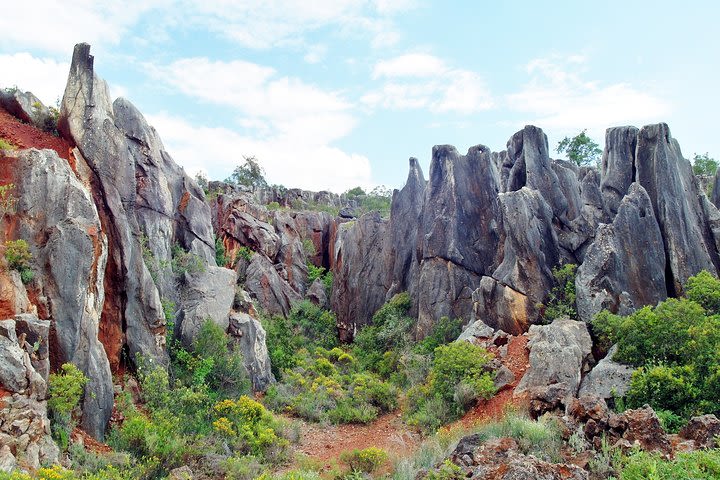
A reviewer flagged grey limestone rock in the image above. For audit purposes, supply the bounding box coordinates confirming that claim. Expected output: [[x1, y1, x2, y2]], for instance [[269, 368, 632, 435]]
[[228, 313, 275, 392], [601, 126, 638, 217], [578, 345, 635, 400], [516, 318, 593, 398], [575, 183, 666, 322]]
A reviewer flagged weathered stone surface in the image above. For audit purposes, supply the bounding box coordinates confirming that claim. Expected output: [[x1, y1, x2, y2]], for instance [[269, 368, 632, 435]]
[[0, 320, 27, 393], [566, 395, 611, 426], [228, 313, 275, 392], [385, 158, 425, 303], [168, 465, 194, 480], [601, 126, 638, 217], [473, 188, 559, 333], [506, 126, 569, 222], [291, 211, 334, 268], [576, 184, 666, 322], [578, 345, 634, 400], [331, 213, 389, 341], [679, 414, 720, 449], [0, 89, 53, 130], [635, 123, 720, 294], [457, 320, 495, 342], [516, 318, 593, 399], [58, 44, 168, 380], [447, 436, 588, 480], [0, 270, 32, 319], [13, 314, 51, 385], [417, 145, 503, 334], [0, 445, 16, 473], [618, 406, 671, 454], [245, 253, 301, 317], [306, 278, 329, 309], [272, 211, 308, 295], [176, 267, 236, 347], [12, 148, 113, 439]]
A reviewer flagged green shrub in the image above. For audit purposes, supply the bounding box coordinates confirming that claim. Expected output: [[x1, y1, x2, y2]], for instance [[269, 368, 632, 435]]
[[48, 363, 88, 450], [171, 243, 206, 277], [213, 396, 289, 458], [4, 239, 34, 284], [0, 138, 15, 154], [426, 460, 465, 480], [430, 342, 495, 404], [340, 447, 388, 473], [307, 263, 326, 282], [302, 238, 316, 257], [215, 234, 229, 267], [267, 201, 281, 211], [541, 263, 577, 322], [592, 271, 720, 419], [620, 448, 720, 479], [685, 269, 720, 314], [237, 245, 254, 262], [415, 316, 463, 355], [655, 409, 686, 434]]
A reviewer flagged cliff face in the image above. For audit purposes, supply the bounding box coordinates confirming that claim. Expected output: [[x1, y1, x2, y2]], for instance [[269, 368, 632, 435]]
[[2, 41, 720, 455]]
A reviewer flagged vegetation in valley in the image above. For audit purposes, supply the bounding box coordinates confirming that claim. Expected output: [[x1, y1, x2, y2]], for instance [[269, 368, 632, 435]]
[[592, 270, 720, 422]]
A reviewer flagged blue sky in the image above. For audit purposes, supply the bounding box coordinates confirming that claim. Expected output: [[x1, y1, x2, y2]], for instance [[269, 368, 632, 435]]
[[1, 1, 718, 192]]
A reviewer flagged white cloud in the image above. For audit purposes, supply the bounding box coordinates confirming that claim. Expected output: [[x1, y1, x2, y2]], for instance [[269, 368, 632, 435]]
[[148, 57, 355, 145], [373, 54, 446, 78], [363, 54, 493, 114], [0, 53, 69, 105], [0, 0, 169, 55], [304, 44, 328, 64], [147, 112, 372, 192], [507, 55, 670, 137]]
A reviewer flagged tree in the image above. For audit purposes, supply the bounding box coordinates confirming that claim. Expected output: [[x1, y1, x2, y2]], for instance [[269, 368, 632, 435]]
[[556, 129, 602, 166], [692, 153, 718, 176], [225, 156, 268, 189]]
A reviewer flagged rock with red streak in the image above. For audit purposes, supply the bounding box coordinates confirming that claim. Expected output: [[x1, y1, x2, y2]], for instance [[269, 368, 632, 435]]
[[679, 414, 720, 449], [618, 406, 671, 454]]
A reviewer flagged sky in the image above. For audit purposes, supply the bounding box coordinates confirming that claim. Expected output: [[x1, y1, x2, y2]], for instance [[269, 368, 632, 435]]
[[1, 1, 718, 193]]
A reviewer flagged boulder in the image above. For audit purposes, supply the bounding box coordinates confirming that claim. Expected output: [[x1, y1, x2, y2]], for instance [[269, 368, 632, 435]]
[[575, 184, 666, 322], [0, 88, 54, 131], [245, 254, 301, 317], [679, 414, 720, 449], [578, 345, 634, 400], [228, 313, 275, 392], [306, 278, 329, 309], [635, 123, 720, 294], [272, 211, 308, 295], [618, 406, 671, 454], [0, 270, 32, 318], [176, 267, 236, 347], [13, 314, 51, 384], [0, 320, 28, 393], [516, 318, 593, 399], [457, 320, 495, 342]]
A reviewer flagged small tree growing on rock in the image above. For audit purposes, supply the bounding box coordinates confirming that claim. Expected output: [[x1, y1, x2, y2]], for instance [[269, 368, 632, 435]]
[[225, 156, 268, 189], [556, 130, 601, 166]]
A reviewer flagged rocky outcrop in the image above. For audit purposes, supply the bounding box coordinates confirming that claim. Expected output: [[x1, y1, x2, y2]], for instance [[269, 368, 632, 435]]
[[515, 318, 593, 412], [244, 253, 302, 317], [11, 148, 113, 439], [473, 188, 559, 334], [635, 123, 720, 295], [0, 89, 54, 131], [228, 313, 275, 391], [575, 184, 666, 322], [444, 436, 588, 480], [416, 145, 503, 335], [176, 267, 236, 347], [0, 318, 59, 470], [331, 213, 389, 341], [578, 345, 634, 400], [600, 127, 638, 217], [679, 414, 720, 449]]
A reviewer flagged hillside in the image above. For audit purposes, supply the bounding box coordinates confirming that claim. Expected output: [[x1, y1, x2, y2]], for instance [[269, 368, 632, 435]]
[[1, 43, 720, 480]]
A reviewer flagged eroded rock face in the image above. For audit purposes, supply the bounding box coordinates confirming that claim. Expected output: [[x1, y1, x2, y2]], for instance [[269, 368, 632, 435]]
[[59, 44, 168, 373], [635, 123, 720, 294], [679, 414, 720, 449], [245, 253, 302, 317], [12, 148, 113, 439], [228, 313, 275, 392], [575, 184, 666, 322], [0, 318, 59, 470], [331, 213, 389, 341], [516, 318, 593, 407], [601, 127, 638, 217], [578, 345, 634, 400], [0, 89, 53, 131]]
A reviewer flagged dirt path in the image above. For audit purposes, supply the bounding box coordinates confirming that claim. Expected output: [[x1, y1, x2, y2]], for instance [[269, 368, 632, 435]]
[[292, 412, 421, 467]]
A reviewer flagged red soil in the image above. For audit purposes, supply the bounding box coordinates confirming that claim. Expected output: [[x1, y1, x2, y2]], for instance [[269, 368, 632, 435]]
[[0, 106, 74, 161], [293, 412, 421, 469], [455, 334, 530, 427]]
